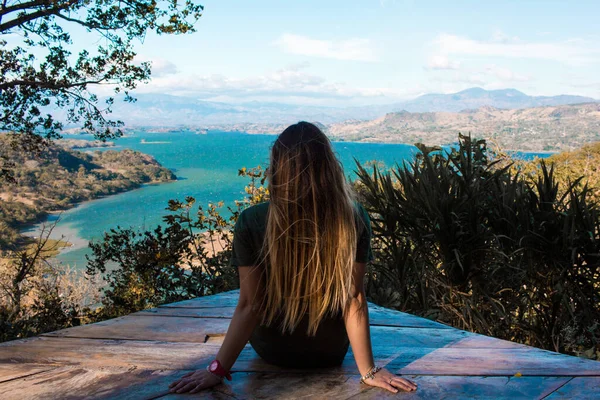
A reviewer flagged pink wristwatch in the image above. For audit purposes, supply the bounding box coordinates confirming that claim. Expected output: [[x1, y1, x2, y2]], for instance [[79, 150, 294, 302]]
[[207, 359, 232, 381]]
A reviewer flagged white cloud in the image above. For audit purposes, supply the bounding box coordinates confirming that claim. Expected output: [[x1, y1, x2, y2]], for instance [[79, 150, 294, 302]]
[[426, 55, 460, 70], [150, 59, 179, 77], [135, 56, 179, 77], [433, 33, 600, 66], [484, 65, 529, 82], [274, 34, 379, 62], [136, 64, 415, 106], [428, 63, 531, 92], [490, 29, 520, 44]]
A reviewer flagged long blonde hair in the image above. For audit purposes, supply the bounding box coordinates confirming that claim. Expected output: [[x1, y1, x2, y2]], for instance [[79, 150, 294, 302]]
[[261, 121, 358, 336]]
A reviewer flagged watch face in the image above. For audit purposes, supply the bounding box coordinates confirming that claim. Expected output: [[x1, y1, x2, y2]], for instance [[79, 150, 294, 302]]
[[209, 360, 219, 372]]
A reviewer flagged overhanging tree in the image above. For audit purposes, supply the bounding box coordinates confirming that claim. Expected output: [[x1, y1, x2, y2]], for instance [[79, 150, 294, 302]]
[[0, 0, 204, 181]]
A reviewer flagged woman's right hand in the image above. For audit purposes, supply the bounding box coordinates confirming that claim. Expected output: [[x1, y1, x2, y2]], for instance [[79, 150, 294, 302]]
[[363, 368, 417, 393], [168, 369, 222, 394]]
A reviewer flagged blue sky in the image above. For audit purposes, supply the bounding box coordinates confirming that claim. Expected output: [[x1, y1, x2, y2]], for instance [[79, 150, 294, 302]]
[[59, 0, 600, 106]]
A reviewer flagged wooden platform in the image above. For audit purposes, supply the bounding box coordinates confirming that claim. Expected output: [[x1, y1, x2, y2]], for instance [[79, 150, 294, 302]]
[[1, 290, 599, 399]]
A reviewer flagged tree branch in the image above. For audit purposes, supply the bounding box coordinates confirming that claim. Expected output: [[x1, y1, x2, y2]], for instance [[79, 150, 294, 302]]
[[0, 78, 104, 91], [55, 11, 128, 31], [0, 0, 52, 18], [64, 88, 111, 123], [0, 0, 9, 24], [0, 0, 76, 32]]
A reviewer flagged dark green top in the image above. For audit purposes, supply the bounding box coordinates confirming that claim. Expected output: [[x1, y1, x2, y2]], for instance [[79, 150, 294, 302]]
[[229, 201, 373, 368], [230, 201, 373, 268]]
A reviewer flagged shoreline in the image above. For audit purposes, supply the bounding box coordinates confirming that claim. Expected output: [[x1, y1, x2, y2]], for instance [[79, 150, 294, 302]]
[[221, 131, 565, 152], [21, 221, 89, 255], [17, 178, 177, 262]]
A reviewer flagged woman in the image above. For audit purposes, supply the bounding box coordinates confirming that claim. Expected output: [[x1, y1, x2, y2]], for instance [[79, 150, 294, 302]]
[[169, 122, 417, 395]]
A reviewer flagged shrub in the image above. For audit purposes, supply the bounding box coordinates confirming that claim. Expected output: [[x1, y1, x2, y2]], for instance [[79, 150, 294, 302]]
[[85, 199, 241, 319], [355, 134, 600, 359], [84, 166, 267, 320], [0, 228, 101, 342]]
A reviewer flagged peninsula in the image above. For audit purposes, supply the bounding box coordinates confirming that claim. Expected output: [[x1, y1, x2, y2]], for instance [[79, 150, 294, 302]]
[[0, 134, 176, 250]]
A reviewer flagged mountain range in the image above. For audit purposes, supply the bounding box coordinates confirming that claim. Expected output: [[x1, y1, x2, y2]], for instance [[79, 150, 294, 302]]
[[396, 88, 595, 113], [101, 88, 597, 127], [328, 103, 600, 152]]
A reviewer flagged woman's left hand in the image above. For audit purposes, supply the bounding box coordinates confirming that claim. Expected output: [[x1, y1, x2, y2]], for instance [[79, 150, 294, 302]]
[[363, 367, 417, 393], [169, 369, 222, 394]]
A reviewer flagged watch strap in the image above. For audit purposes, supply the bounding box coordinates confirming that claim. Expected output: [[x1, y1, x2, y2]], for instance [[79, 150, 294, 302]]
[[207, 359, 232, 381]]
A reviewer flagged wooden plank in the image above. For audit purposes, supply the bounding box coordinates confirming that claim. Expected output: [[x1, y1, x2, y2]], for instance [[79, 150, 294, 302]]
[[158, 290, 450, 329], [448, 334, 531, 349], [137, 304, 451, 330], [344, 375, 572, 400], [41, 315, 231, 343], [370, 326, 472, 349], [163, 373, 363, 400], [161, 291, 240, 309], [545, 377, 600, 399], [367, 304, 451, 329], [0, 337, 220, 370], [380, 348, 600, 377], [0, 364, 57, 384], [42, 316, 467, 347], [224, 347, 600, 377], [0, 369, 578, 400], [133, 307, 237, 319], [0, 366, 198, 400], [6, 332, 594, 377], [144, 374, 573, 400], [230, 344, 600, 377]]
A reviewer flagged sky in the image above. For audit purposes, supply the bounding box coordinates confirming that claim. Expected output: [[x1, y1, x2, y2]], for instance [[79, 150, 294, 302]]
[[35, 0, 600, 106]]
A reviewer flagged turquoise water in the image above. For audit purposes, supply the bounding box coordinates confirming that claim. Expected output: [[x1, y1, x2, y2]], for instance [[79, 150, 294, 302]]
[[32, 131, 422, 269]]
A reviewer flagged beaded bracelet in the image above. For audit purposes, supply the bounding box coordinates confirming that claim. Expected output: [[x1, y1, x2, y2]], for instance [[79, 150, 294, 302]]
[[359, 365, 382, 384]]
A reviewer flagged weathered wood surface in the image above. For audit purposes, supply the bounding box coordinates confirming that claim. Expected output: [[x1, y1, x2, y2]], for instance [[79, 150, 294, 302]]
[[336, 376, 573, 400], [545, 377, 600, 399], [136, 302, 450, 330], [5, 336, 597, 378], [1, 289, 599, 399], [42, 315, 231, 343], [161, 291, 241, 308], [0, 366, 187, 400], [0, 364, 57, 384]]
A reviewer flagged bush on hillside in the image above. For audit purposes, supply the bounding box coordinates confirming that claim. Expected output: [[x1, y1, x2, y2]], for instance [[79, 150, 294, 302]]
[[85, 199, 240, 320], [0, 227, 102, 342]]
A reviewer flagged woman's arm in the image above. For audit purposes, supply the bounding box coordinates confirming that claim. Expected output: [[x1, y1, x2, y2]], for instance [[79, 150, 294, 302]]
[[344, 262, 417, 393], [214, 265, 262, 370], [169, 265, 262, 394]]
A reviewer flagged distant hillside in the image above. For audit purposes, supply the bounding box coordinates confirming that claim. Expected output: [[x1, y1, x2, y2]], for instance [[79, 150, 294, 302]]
[[399, 88, 596, 113], [328, 103, 600, 152], [76, 88, 597, 129], [0, 135, 176, 249]]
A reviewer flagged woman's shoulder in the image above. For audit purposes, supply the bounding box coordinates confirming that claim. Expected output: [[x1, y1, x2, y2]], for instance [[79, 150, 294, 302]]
[[353, 201, 369, 219], [240, 201, 269, 218], [352, 201, 371, 232], [236, 201, 269, 231]]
